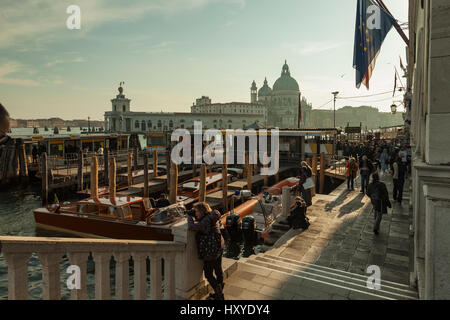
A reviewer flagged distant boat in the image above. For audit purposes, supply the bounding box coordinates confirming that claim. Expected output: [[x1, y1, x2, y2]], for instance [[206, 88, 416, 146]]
[[44, 126, 48, 131], [53, 127, 59, 134], [33, 127, 39, 134]]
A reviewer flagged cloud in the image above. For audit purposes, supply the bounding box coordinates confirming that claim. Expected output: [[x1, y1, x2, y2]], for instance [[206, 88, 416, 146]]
[[0, 61, 40, 86], [284, 41, 347, 56], [0, 0, 230, 50], [147, 41, 177, 55], [45, 57, 85, 67]]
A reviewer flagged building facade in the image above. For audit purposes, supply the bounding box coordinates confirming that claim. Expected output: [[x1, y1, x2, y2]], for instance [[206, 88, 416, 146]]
[[105, 61, 312, 133], [408, 0, 450, 299]]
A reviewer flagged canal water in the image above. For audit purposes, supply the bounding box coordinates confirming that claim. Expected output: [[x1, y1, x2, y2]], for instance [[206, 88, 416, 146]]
[[0, 185, 151, 300]]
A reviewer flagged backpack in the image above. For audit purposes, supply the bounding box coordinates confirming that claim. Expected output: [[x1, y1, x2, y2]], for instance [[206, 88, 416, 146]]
[[196, 217, 223, 261]]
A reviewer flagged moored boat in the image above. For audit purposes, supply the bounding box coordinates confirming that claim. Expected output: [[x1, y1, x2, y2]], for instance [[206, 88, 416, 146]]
[[34, 196, 186, 240]]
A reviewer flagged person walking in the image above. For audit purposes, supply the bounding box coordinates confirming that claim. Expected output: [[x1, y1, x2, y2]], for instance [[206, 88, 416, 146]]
[[284, 196, 310, 230], [345, 157, 358, 191], [392, 156, 406, 205], [379, 148, 389, 175], [367, 173, 391, 235], [188, 202, 225, 300], [359, 155, 374, 194]]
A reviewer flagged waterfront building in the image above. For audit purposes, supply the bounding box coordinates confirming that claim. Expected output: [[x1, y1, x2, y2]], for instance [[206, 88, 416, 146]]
[[408, 0, 450, 299], [104, 61, 312, 133]]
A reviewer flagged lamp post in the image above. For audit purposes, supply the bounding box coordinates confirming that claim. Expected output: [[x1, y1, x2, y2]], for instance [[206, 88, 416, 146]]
[[391, 103, 398, 115], [332, 91, 339, 128]]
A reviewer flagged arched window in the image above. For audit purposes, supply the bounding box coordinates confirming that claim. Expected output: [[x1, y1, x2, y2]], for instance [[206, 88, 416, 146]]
[[123, 105, 126, 112], [169, 120, 173, 128], [147, 120, 152, 130], [157, 120, 162, 128], [141, 120, 146, 131], [135, 120, 139, 128]]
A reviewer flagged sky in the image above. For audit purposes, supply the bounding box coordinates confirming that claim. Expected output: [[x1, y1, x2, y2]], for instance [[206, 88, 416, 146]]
[[0, 0, 409, 121]]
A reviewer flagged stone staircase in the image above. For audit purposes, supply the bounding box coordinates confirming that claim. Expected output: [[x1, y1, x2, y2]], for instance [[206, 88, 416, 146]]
[[231, 252, 418, 300]]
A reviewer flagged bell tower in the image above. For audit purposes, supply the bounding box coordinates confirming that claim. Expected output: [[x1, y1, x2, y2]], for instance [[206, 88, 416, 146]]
[[251, 80, 257, 103]]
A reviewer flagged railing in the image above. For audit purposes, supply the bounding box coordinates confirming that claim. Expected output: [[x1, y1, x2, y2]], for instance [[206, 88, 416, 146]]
[[0, 236, 184, 300]]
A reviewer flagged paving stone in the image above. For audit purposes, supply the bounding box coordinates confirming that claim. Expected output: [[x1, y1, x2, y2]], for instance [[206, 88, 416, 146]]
[[223, 284, 245, 297], [234, 270, 257, 281], [225, 276, 264, 292], [252, 275, 284, 289]]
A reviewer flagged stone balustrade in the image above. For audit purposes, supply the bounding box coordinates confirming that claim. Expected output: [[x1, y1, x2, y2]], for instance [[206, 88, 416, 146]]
[[0, 236, 185, 300]]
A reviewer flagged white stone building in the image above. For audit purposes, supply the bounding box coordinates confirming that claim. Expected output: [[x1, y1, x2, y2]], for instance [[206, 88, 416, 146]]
[[408, 0, 450, 299], [104, 61, 311, 132]]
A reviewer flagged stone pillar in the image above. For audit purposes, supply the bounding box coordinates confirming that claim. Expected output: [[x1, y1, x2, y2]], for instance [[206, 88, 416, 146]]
[[149, 253, 163, 300], [92, 252, 111, 300], [171, 220, 205, 300]]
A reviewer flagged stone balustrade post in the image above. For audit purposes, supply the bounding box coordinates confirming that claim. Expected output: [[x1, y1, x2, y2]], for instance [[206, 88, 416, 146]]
[[171, 219, 205, 300], [149, 253, 163, 300], [92, 252, 111, 300], [163, 252, 176, 300], [68, 252, 90, 300], [132, 252, 148, 300], [113, 252, 130, 300], [38, 252, 62, 300], [3, 252, 30, 300]]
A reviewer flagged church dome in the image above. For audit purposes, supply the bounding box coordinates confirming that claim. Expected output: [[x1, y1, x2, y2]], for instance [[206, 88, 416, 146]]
[[273, 61, 299, 92], [258, 77, 272, 97]]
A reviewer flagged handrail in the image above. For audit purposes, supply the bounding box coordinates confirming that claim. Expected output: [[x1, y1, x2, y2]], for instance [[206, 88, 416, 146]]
[[0, 236, 184, 300]]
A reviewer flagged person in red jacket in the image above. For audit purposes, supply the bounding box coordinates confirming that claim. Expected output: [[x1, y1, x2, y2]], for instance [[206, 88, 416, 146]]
[[345, 157, 359, 191]]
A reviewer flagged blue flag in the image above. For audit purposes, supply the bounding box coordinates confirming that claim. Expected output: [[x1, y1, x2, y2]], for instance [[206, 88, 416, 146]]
[[353, 0, 395, 89]]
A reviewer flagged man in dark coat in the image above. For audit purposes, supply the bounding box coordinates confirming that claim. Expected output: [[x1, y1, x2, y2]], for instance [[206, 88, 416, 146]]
[[367, 173, 391, 235]]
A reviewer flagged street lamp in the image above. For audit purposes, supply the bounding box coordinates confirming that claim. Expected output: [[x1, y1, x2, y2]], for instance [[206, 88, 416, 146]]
[[390, 103, 397, 114], [332, 91, 339, 128]]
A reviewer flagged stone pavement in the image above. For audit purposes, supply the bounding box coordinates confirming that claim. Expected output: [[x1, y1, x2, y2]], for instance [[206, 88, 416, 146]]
[[221, 172, 418, 300]]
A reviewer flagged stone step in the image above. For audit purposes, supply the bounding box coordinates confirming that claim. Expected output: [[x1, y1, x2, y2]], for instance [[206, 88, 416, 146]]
[[241, 254, 418, 300]]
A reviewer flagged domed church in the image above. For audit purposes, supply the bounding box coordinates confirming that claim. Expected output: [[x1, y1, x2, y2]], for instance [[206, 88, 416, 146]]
[[252, 60, 311, 128]]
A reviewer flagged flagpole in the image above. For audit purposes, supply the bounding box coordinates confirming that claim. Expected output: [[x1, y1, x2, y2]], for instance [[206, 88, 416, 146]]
[[375, 0, 409, 46]]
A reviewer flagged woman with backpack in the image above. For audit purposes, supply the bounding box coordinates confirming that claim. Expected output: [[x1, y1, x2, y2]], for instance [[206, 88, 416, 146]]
[[187, 202, 225, 300]]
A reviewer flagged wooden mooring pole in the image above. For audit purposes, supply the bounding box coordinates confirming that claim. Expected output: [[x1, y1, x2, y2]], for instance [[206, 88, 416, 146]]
[[77, 151, 84, 191], [143, 154, 149, 198], [18, 141, 28, 181], [91, 156, 99, 199], [41, 152, 48, 206], [222, 162, 228, 212], [104, 148, 109, 186], [319, 152, 325, 194], [153, 150, 158, 178], [109, 156, 116, 201], [199, 164, 207, 203], [311, 154, 317, 196], [127, 152, 133, 187], [169, 162, 178, 204]]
